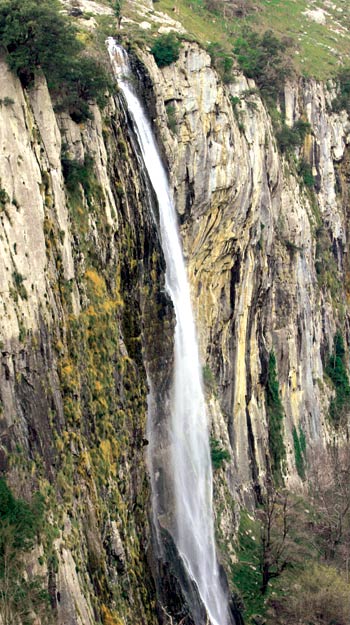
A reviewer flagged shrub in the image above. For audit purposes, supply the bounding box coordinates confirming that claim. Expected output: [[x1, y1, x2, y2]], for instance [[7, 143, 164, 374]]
[[12, 270, 28, 300], [325, 332, 350, 427], [292, 425, 306, 479], [62, 156, 94, 194], [202, 364, 216, 393], [0, 187, 9, 211], [234, 29, 294, 102], [0, 479, 44, 552], [298, 159, 314, 187], [0, 97, 14, 107], [166, 103, 177, 133], [151, 33, 181, 68], [210, 437, 230, 469], [0, 0, 110, 121], [266, 352, 286, 484], [332, 68, 350, 114], [207, 42, 234, 83], [230, 95, 244, 132], [61, 154, 104, 207], [270, 564, 350, 625], [0, 480, 49, 625], [276, 119, 311, 153]]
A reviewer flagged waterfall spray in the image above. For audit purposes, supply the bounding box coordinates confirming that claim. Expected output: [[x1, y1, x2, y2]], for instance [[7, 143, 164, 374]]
[[108, 40, 229, 625]]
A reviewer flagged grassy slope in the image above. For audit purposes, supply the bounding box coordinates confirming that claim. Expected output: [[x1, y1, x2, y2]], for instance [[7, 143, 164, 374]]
[[136, 0, 350, 79]]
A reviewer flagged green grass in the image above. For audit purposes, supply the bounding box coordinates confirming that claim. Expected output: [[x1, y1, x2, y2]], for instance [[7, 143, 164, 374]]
[[256, 0, 350, 78], [232, 511, 267, 620], [140, 0, 350, 80]]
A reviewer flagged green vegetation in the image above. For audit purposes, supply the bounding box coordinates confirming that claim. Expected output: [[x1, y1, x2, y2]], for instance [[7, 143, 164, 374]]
[[234, 29, 293, 103], [266, 352, 286, 484], [0, 479, 44, 550], [207, 42, 234, 83], [232, 510, 265, 618], [271, 563, 350, 625], [113, 0, 122, 18], [0, 0, 111, 121], [332, 68, 350, 114], [315, 226, 342, 301], [0, 479, 49, 625], [153, 0, 350, 80], [292, 424, 306, 479], [150, 33, 182, 67], [325, 332, 350, 427], [0, 186, 9, 211], [165, 104, 177, 133], [276, 120, 311, 153], [12, 270, 28, 300], [210, 437, 230, 469], [232, 478, 350, 625], [297, 159, 314, 188], [0, 97, 14, 107], [61, 155, 101, 205], [202, 364, 216, 393], [229, 96, 244, 132]]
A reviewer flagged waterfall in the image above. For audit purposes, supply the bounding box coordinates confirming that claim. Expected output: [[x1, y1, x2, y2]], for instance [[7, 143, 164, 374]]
[[108, 40, 229, 625]]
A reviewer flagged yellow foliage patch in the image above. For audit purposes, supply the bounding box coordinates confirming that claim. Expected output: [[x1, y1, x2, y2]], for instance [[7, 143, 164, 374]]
[[86, 305, 97, 317], [101, 605, 123, 625], [85, 269, 106, 298], [102, 300, 117, 313], [94, 380, 103, 394], [100, 439, 112, 462]]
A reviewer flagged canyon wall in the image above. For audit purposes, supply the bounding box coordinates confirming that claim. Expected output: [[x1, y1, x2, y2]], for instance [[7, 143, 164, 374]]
[[0, 30, 350, 624]]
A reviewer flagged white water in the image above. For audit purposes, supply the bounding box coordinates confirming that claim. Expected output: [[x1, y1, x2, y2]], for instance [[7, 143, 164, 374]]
[[108, 40, 228, 625]]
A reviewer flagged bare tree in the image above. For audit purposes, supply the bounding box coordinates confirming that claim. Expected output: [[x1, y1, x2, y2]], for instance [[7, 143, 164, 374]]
[[308, 443, 350, 566], [257, 490, 312, 595]]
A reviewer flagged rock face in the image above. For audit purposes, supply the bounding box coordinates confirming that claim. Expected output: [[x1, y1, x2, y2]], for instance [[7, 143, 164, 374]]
[[1, 34, 350, 625], [0, 57, 167, 625], [138, 42, 350, 536]]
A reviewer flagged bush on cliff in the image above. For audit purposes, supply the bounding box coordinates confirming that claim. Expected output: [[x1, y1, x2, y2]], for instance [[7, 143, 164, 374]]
[[0, 479, 49, 624], [266, 352, 286, 484], [151, 33, 181, 67], [0, 0, 110, 121], [325, 332, 350, 427], [234, 28, 294, 102], [332, 67, 350, 114]]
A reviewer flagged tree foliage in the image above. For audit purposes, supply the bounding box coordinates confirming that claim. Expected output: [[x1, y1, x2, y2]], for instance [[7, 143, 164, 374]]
[[0, 0, 111, 121], [207, 42, 234, 83], [150, 33, 181, 68], [297, 159, 314, 188], [332, 67, 350, 114], [210, 437, 230, 469], [233, 29, 294, 102], [0, 479, 44, 553], [276, 120, 311, 153], [0, 479, 48, 625]]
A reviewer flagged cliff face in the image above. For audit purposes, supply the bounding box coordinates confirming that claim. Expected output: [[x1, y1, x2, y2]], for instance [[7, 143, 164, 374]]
[[1, 27, 350, 625], [139, 42, 350, 535], [0, 57, 171, 625]]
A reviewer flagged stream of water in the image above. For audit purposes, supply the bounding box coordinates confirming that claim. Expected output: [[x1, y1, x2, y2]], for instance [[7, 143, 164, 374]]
[[108, 40, 229, 625]]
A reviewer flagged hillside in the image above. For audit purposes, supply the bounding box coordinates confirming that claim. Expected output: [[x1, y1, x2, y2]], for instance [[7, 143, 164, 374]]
[[122, 0, 350, 78]]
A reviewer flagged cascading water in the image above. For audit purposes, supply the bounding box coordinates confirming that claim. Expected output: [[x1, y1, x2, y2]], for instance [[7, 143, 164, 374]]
[[108, 40, 229, 625]]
